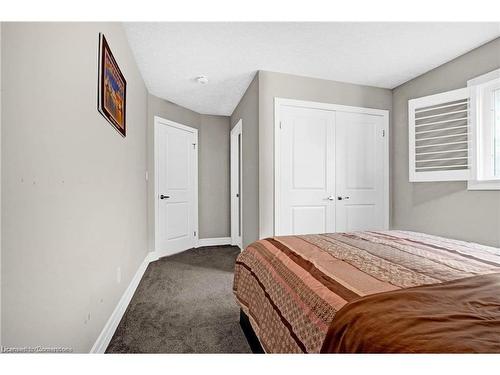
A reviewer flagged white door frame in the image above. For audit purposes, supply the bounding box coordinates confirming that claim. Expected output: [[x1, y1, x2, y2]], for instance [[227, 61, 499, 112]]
[[230, 119, 243, 249], [154, 116, 199, 256], [274, 97, 390, 235]]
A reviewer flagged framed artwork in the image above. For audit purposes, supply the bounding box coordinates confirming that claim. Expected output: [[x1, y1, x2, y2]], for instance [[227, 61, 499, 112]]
[[98, 33, 127, 137]]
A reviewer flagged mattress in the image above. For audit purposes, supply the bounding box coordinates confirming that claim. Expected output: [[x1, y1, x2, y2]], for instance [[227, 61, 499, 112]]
[[232, 230, 500, 353]]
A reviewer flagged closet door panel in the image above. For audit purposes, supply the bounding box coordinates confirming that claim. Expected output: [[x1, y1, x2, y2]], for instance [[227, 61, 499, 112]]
[[278, 106, 335, 235], [335, 111, 386, 232]]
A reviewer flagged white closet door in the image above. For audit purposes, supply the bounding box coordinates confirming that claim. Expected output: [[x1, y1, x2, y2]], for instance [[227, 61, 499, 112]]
[[335, 111, 386, 232], [278, 106, 335, 235]]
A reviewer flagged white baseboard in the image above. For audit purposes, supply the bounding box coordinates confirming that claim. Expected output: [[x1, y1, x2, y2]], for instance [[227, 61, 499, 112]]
[[197, 237, 231, 247], [90, 251, 156, 353], [147, 251, 160, 262]]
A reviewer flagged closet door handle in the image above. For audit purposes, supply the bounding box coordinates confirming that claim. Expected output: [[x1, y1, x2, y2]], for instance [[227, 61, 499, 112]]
[[160, 194, 170, 200], [337, 196, 350, 201], [326, 196, 335, 201]]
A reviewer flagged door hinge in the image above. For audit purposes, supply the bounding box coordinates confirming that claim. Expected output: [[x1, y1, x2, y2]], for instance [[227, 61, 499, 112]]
[[194, 231, 197, 237], [279, 121, 283, 129], [382, 129, 386, 137]]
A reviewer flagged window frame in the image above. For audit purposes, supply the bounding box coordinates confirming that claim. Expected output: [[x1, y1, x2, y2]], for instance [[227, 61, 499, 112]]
[[467, 69, 500, 191]]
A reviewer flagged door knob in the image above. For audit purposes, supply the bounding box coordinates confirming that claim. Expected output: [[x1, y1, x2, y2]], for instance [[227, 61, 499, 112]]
[[327, 196, 335, 201], [337, 196, 350, 200], [160, 194, 170, 200]]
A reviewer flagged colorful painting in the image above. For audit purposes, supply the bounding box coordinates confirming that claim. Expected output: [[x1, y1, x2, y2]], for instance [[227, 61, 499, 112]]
[[98, 33, 127, 136]]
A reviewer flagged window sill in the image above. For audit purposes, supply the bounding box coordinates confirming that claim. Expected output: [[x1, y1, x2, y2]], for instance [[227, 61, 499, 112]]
[[467, 180, 500, 191]]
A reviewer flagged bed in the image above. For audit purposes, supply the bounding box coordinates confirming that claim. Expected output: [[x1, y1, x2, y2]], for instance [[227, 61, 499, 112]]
[[232, 230, 500, 353]]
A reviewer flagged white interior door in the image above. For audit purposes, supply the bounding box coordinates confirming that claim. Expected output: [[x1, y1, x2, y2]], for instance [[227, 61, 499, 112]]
[[230, 120, 242, 248], [335, 111, 387, 232], [277, 106, 335, 235], [155, 117, 198, 257]]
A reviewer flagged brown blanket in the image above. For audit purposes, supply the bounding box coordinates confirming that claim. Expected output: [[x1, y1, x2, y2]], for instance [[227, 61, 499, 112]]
[[233, 231, 500, 353], [321, 273, 500, 353]]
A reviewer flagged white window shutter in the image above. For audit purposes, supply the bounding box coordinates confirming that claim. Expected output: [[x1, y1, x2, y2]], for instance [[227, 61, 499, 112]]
[[408, 87, 471, 182]]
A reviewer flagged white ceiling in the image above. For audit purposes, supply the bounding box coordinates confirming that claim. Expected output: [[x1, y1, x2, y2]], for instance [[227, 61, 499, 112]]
[[124, 22, 500, 116]]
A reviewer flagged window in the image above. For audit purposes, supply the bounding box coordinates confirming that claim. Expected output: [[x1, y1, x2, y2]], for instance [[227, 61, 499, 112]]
[[468, 69, 500, 190], [408, 68, 500, 190]]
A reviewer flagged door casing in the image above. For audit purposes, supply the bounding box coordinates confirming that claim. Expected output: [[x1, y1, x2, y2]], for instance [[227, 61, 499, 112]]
[[230, 119, 243, 249], [274, 98, 389, 236], [154, 116, 199, 257]]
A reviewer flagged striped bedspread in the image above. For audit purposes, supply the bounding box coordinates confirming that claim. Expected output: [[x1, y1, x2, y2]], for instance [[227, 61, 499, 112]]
[[232, 231, 500, 353]]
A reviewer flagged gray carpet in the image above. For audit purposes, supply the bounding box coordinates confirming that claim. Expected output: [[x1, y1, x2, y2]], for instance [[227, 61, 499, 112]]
[[106, 246, 251, 353]]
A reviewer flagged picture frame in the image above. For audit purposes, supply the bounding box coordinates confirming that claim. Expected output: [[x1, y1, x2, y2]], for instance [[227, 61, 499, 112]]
[[97, 33, 127, 137]]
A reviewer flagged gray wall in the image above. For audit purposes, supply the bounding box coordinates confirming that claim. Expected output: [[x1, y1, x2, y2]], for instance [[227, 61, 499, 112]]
[[147, 94, 231, 247], [258, 70, 393, 239], [199, 115, 231, 238], [230, 74, 259, 247], [1, 23, 148, 352], [392, 37, 500, 247]]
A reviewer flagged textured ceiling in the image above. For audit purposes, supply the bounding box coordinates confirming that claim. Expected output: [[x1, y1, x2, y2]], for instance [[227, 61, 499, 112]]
[[124, 22, 500, 115]]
